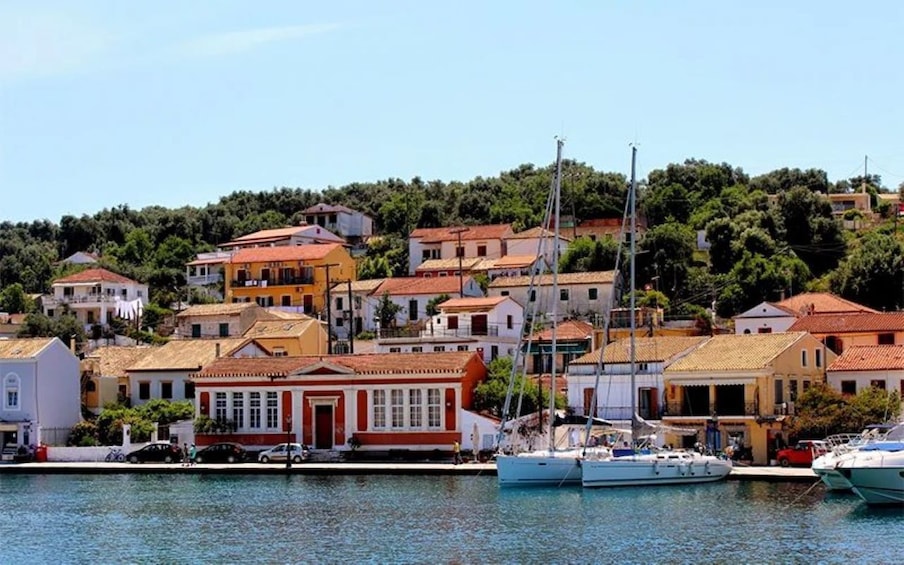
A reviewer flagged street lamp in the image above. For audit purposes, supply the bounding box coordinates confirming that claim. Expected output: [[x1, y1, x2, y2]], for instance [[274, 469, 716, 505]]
[[285, 413, 293, 471]]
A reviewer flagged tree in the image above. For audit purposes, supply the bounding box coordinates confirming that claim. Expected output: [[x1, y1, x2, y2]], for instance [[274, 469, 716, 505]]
[[426, 294, 451, 317], [373, 293, 403, 329], [776, 187, 846, 276], [788, 383, 901, 439], [0, 283, 33, 313], [472, 357, 565, 419], [559, 237, 621, 273], [637, 221, 696, 298], [358, 255, 392, 281], [831, 232, 904, 311]]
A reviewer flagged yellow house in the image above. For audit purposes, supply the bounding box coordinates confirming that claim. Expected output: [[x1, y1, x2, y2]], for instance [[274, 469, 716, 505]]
[[242, 317, 329, 356], [81, 346, 153, 412], [225, 243, 356, 315], [662, 332, 836, 465]]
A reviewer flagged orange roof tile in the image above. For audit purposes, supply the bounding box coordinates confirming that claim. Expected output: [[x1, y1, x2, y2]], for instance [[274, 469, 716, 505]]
[[176, 303, 260, 318], [194, 351, 478, 378], [376, 276, 475, 296], [415, 257, 484, 271], [85, 346, 154, 378], [0, 338, 56, 358], [54, 268, 137, 285], [476, 255, 539, 269], [410, 224, 513, 243], [529, 320, 594, 342], [777, 292, 878, 315], [439, 296, 509, 311], [128, 338, 249, 371], [788, 312, 904, 334], [229, 244, 342, 264], [827, 345, 904, 371]]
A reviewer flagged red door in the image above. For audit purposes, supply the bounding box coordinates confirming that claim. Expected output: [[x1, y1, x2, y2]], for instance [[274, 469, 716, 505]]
[[314, 405, 333, 449]]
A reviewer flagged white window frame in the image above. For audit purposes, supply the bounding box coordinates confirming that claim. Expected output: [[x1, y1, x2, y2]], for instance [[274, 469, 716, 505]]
[[391, 389, 405, 429], [373, 390, 387, 429], [409, 389, 423, 428], [427, 388, 442, 429], [266, 391, 279, 429], [3, 373, 20, 411], [215, 392, 228, 423], [249, 392, 262, 429], [232, 392, 245, 429]]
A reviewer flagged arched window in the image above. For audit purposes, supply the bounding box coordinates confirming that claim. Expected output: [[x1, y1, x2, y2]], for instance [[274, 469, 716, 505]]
[[4, 373, 21, 410]]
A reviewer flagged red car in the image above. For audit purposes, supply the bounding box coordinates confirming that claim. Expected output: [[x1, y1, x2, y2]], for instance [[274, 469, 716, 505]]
[[776, 440, 829, 467]]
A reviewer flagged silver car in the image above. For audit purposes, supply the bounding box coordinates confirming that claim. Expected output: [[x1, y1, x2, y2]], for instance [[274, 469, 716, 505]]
[[258, 443, 309, 463]]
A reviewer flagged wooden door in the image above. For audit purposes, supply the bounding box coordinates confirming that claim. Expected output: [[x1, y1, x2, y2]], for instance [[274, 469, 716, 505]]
[[314, 404, 333, 449]]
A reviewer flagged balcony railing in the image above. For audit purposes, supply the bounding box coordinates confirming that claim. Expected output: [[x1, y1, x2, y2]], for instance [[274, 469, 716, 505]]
[[44, 295, 121, 307], [422, 326, 501, 338], [378, 327, 422, 339], [187, 274, 222, 286], [231, 276, 314, 288], [662, 402, 759, 417]]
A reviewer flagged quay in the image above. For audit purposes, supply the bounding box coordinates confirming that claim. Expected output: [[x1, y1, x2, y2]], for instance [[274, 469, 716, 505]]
[[0, 462, 818, 482]]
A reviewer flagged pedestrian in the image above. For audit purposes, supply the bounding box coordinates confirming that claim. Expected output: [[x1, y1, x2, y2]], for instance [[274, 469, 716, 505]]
[[182, 443, 189, 467], [452, 440, 462, 465], [189, 444, 197, 466]]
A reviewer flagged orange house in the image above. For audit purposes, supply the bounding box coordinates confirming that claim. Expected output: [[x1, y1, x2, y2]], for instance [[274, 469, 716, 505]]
[[225, 244, 356, 315], [191, 351, 487, 453]]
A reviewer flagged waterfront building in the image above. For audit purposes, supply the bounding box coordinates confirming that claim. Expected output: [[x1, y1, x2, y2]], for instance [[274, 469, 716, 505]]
[[191, 351, 487, 455], [0, 338, 81, 452], [662, 332, 835, 465]]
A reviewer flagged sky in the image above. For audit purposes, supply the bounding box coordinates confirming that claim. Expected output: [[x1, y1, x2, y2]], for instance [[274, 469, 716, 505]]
[[2, 1, 903, 223]]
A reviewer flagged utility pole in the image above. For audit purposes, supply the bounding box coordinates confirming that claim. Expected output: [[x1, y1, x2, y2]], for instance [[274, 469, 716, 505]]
[[449, 227, 470, 297], [318, 263, 340, 355], [347, 279, 355, 354]]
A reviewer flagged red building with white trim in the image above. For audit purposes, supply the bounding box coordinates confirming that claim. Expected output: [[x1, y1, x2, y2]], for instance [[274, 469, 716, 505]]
[[191, 351, 487, 454]]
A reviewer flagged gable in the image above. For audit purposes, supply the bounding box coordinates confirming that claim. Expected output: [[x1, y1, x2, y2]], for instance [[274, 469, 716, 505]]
[[734, 302, 797, 320]]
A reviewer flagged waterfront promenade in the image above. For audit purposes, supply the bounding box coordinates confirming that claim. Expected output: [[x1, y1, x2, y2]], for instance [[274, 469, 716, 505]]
[[0, 461, 818, 481]]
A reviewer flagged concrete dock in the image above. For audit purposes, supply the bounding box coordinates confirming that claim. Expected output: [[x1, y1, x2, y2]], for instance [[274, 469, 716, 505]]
[[0, 461, 818, 482]]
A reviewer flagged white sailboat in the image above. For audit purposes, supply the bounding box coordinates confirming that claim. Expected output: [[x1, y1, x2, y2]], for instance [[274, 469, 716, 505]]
[[496, 138, 612, 487], [581, 146, 732, 488]]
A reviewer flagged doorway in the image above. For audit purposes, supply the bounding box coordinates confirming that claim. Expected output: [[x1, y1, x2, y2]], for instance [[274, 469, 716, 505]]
[[314, 404, 334, 449]]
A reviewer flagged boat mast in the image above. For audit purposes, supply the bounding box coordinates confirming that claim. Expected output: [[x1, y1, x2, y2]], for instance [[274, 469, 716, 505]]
[[549, 138, 564, 451], [629, 145, 638, 447]]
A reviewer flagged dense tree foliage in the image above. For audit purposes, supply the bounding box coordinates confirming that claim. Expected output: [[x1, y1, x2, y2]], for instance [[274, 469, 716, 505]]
[[472, 357, 566, 419], [0, 154, 900, 322], [788, 383, 901, 439]]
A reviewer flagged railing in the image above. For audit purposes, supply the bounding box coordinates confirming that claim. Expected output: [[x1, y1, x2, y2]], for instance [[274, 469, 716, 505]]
[[44, 295, 120, 306], [231, 276, 314, 287], [378, 327, 422, 339], [422, 326, 502, 338], [187, 274, 222, 286], [663, 402, 759, 417]]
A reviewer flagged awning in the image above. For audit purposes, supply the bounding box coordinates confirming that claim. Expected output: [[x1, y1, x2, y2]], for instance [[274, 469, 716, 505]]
[[669, 377, 756, 387], [0, 423, 19, 432]]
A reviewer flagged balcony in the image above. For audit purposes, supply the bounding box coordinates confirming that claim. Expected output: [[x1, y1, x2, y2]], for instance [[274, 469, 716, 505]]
[[231, 276, 314, 288], [187, 274, 222, 286], [422, 326, 501, 338], [663, 402, 759, 418], [43, 294, 120, 307]]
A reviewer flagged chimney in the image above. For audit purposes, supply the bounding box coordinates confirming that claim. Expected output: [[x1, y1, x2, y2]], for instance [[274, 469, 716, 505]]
[[215, 343, 221, 358]]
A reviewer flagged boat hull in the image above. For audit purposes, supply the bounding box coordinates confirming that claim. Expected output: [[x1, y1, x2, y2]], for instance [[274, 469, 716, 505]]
[[812, 453, 853, 491], [838, 450, 904, 505], [496, 451, 583, 487], [582, 454, 732, 488]]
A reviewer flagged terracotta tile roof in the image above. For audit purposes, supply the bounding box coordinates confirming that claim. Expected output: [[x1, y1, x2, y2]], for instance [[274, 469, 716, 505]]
[[476, 255, 539, 269], [528, 320, 594, 342], [194, 351, 478, 379], [54, 268, 137, 285], [415, 257, 484, 271], [787, 312, 904, 334], [777, 292, 878, 315], [232, 226, 303, 241], [410, 224, 513, 243], [572, 336, 709, 365], [488, 271, 616, 288], [376, 276, 475, 296], [176, 303, 259, 318], [302, 203, 357, 214], [186, 256, 230, 266], [439, 296, 509, 312], [85, 346, 154, 378], [664, 332, 808, 372], [243, 318, 319, 338], [128, 338, 248, 371], [506, 227, 572, 241], [332, 279, 386, 293], [0, 338, 56, 358], [265, 309, 311, 320], [827, 345, 904, 372], [229, 243, 342, 264]]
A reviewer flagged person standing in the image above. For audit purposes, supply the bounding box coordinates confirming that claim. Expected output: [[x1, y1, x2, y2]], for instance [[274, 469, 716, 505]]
[[182, 443, 190, 467], [189, 444, 197, 466], [452, 440, 462, 465]]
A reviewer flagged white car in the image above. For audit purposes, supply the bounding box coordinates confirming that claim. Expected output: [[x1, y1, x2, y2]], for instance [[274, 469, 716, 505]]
[[258, 443, 309, 463]]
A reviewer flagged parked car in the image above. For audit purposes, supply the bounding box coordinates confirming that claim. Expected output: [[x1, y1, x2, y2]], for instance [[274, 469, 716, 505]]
[[127, 442, 184, 464], [258, 443, 309, 463], [194, 442, 247, 464], [776, 440, 829, 467]]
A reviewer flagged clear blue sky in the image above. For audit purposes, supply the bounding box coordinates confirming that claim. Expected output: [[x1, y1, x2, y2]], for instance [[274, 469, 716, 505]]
[[2, 1, 902, 223]]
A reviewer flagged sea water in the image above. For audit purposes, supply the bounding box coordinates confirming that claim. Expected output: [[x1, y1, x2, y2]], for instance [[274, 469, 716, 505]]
[[0, 474, 900, 564]]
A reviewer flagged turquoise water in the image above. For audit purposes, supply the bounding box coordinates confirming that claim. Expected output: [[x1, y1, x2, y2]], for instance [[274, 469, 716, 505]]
[[0, 474, 900, 564]]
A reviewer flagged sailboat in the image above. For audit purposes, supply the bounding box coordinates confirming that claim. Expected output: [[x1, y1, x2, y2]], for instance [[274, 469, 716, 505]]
[[581, 146, 732, 488], [496, 139, 612, 487]]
